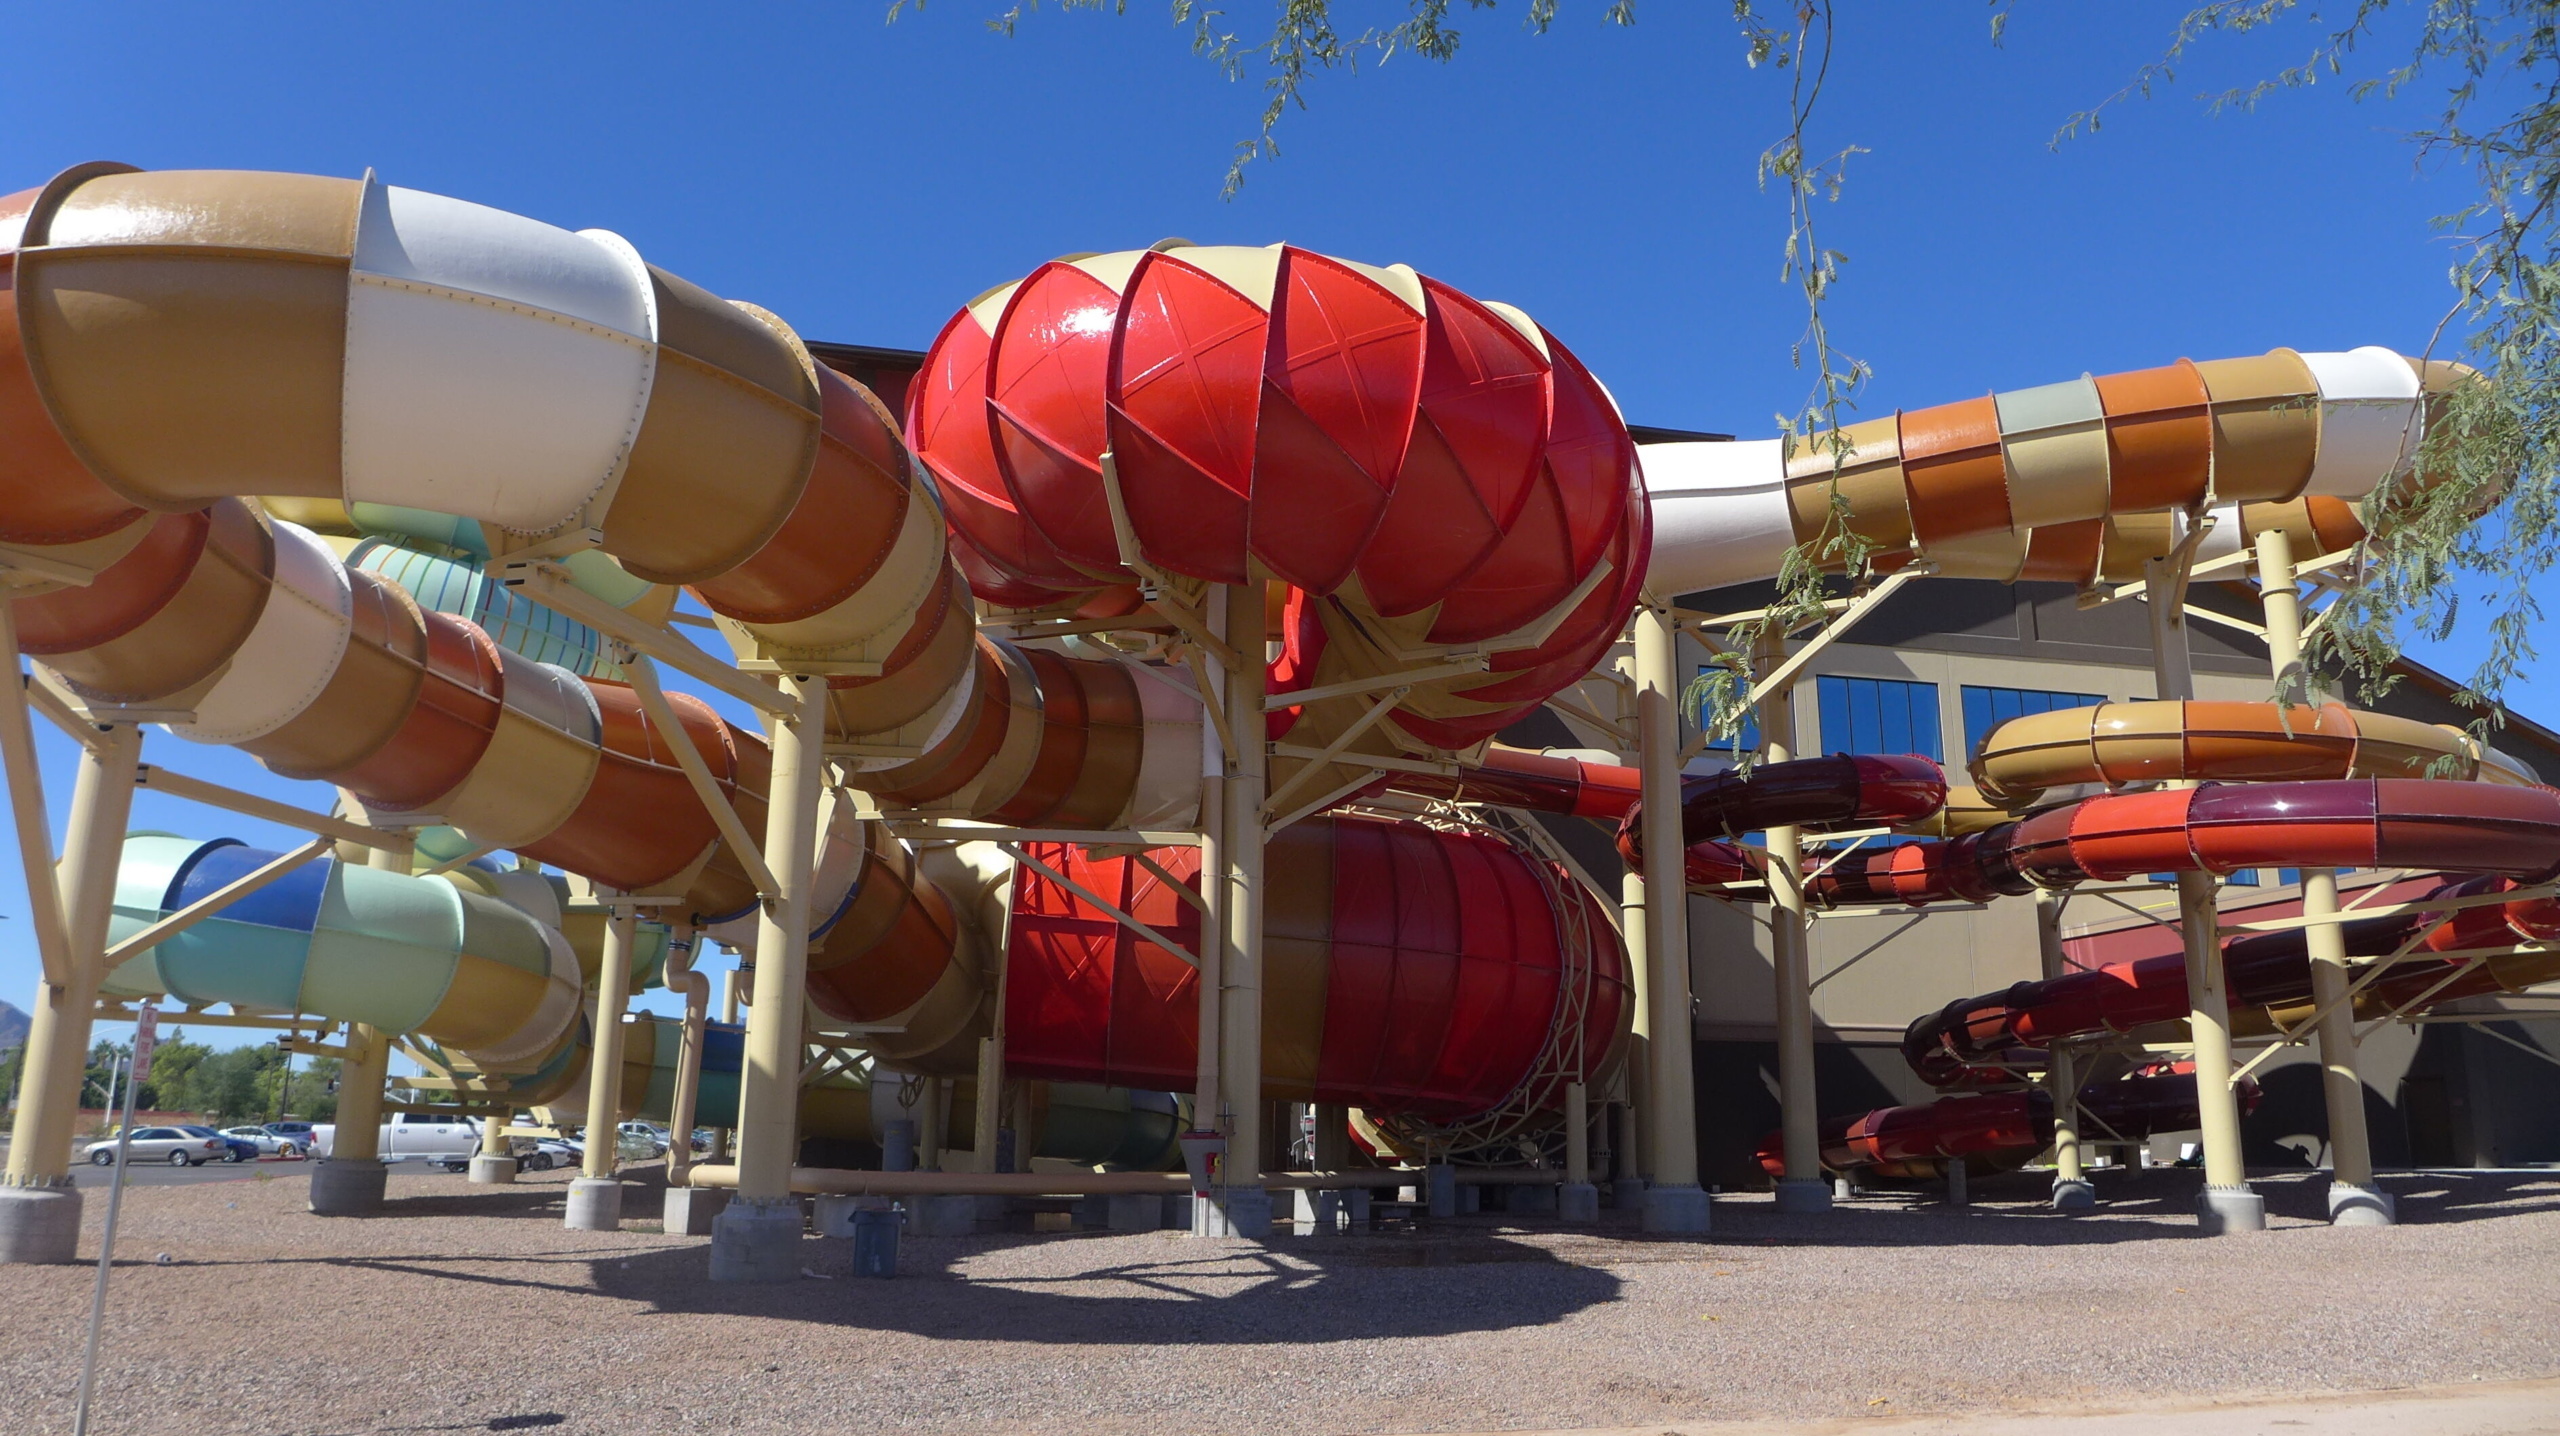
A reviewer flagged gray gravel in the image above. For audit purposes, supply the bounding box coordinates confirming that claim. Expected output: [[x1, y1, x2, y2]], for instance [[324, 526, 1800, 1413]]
[[2, 1165, 2555, 1435]]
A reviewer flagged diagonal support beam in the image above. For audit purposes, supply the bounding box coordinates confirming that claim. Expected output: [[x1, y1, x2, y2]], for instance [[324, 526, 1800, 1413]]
[[1260, 684, 1408, 818], [0, 613, 74, 987], [622, 653, 782, 902], [504, 562, 792, 716], [136, 765, 411, 855], [1000, 840, 1200, 970]]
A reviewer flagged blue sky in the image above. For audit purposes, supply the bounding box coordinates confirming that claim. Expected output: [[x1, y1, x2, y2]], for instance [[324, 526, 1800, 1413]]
[[0, 3, 2529, 1044]]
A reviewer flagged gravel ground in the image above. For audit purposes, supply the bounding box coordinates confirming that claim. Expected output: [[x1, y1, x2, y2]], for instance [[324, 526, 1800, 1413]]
[[3, 1164, 2556, 1436]]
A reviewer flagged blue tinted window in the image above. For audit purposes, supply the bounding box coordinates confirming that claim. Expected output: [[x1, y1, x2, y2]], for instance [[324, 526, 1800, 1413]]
[[1691, 677, 1763, 753], [1817, 676, 1942, 761], [1961, 685, 2107, 762]]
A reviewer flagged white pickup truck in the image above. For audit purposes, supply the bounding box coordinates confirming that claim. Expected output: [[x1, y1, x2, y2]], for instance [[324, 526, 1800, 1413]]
[[309, 1112, 484, 1164]]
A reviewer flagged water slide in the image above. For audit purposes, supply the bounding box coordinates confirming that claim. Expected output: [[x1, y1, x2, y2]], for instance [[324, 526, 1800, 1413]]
[[0, 164, 1637, 1143]]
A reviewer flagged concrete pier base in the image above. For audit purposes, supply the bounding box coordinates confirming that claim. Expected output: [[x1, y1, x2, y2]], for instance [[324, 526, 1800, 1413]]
[[1107, 1193, 1162, 1232], [1161, 1194, 1194, 1231], [467, 1155, 518, 1185], [2329, 1182, 2397, 1227], [1509, 1182, 1558, 1217], [1290, 1188, 1339, 1233], [2197, 1184, 2268, 1235], [1558, 1182, 1600, 1224], [909, 1194, 977, 1237], [1773, 1177, 1833, 1215], [1194, 1186, 1271, 1238], [662, 1185, 730, 1235], [563, 1178, 624, 1232], [1643, 1182, 1712, 1234], [0, 1185, 81, 1264], [1426, 1164, 1457, 1218], [812, 1192, 890, 1237], [2051, 1178, 2097, 1212], [307, 1160, 388, 1217], [1607, 1176, 1648, 1211], [708, 1196, 804, 1282]]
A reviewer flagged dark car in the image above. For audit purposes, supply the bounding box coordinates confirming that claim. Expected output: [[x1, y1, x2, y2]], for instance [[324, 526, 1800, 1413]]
[[177, 1125, 258, 1163]]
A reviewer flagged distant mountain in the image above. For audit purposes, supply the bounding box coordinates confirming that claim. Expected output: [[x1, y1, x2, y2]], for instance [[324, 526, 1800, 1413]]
[[0, 999, 27, 1054]]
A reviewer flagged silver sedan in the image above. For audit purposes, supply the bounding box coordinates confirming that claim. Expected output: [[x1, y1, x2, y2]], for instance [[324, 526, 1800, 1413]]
[[84, 1127, 232, 1167]]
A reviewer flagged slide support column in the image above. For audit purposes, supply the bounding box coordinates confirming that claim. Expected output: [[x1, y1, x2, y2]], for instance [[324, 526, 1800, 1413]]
[[2252, 527, 2392, 1225], [711, 674, 826, 1281], [0, 722, 140, 1262], [566, 901, 638, 1231], [1204, 582, 1270, 1238], [2036, 889, 2093, 1210], [1635, 601, 1708, 1232], [1756, 623, 1828, 1216], [2145, 553, 2264, 1235]]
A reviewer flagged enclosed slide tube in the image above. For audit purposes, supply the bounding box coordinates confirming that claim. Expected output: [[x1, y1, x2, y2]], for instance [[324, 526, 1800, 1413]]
[[1903, 874, 2560, 1087], [1641, 345, 2452, 596], [1755, 1061, 2261, 1180], [0, 165, 1204, 939], [999, 814, 1635, 1129]]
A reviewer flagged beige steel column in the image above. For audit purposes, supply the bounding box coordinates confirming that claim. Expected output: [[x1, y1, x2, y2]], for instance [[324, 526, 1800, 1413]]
[[3, 723, 138, 1197], [1192, 593, 1228, 1146], [1617, 867, 1650, 1187], [330, 1024, 392, 1160], [2144, 554, 2264, 1234], [1211, 582, 1270, 1234], [2252, 527, 2392, 1225], [710, 674, 827, 1281], [1755, 624, 1829, 1216], [565, 900, 638, 1232], [1633, 600, 1708, 1231], [2036, 888, 2093, 1209], [662, 933, 708, 1187]]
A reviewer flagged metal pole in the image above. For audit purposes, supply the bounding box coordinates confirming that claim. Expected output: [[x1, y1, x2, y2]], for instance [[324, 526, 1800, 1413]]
[[2036, 888, 2093, 1209], [709, 673, 826, 1282], [2252, 526, 2392, 1225], [664, 936, 708, 1188], [71, 1051, 141, 1436], [1191, 598, 1227, 1168], [1754, 623, 1828, 1216], [1634, 601, 1708, 1231], [1210, 582, 1270, 1236], [2144, 553, 2264, 1234], [566, 902, 637, 1230]]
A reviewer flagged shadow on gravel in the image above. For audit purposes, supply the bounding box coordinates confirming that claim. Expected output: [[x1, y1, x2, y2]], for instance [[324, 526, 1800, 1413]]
[[592, 1226, 1626, 1345]]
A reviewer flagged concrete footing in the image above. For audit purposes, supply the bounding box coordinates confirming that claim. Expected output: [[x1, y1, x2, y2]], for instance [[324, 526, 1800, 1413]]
[[1643, 1183, 1712, 1234], [1426, 1164, 1457, 1218], [564, 1177, 624, 1232], [467, 1155, 518, 1185], [1194, 1186, 1271, 1238], [662, 1185, 730, 1236], [1558, 1182, 1599, 1224], [1508, 1182, 1558, 1217], [2051, 1178, 2097, 1212], [2196, 1183, 2268, 1235], [1343, 1188, 1370, 1228], [1607, 1176, 1648, 1211], [1772, 1177, 1833, 1215], [909, 1194, 978, 1237], [1107, 1193, 1163, 1232], [0, 1185, 81, 1264], [2329, 1182, 2397, 1226], [1290, 1188, 1339, 1233], [1162, 1194, 1194, 1231], [812, 1192, 892, 1237], [708, 1196, 805, 1282], [307, 1160, 388, 1216], [1456, 1182, 1481, 1215]]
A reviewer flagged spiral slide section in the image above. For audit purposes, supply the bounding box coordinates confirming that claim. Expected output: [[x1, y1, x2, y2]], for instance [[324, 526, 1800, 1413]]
[[1641, 346, 2448, 595], [0, 163, 1640, 1135]]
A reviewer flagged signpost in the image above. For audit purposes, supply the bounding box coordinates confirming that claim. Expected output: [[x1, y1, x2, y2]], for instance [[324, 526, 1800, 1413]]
[[74, 1007, 156, 1435]]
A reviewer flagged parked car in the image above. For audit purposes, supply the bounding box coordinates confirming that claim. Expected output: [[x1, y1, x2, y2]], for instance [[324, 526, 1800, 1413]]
[[617, 1122, 670, 1158], [84, 1127, 229, 1167], [309, 1112, 483, 1163], [263, 1121, 318, 1150], [516, 1139, 579, 1172], [222, 1126, 300, 1158], [176, 1125, 258, 1163]]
